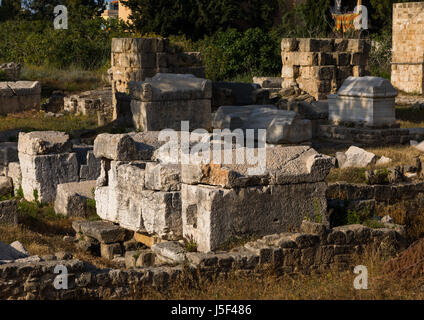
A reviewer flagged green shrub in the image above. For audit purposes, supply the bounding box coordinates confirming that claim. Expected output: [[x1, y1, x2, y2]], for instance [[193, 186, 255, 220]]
[[0, 18, 127, 70], [195, 28, 281, 81]]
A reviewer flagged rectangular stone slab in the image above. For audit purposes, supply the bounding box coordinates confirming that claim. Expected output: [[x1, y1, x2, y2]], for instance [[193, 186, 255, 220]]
[[182, 182, 328, 252], [18, 131, 72, 156], [181, 145, 334, 188]]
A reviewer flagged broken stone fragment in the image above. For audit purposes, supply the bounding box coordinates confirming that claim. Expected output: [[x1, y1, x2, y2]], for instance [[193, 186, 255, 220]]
[[336, 146, 377, 169], [0, 240, 28, 261], [151, 241, 186, 264], [72, 220, 133, 244]]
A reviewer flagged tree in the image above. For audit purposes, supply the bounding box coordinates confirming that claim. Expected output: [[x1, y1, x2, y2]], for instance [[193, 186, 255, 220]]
[[0, 0, 21, 22]]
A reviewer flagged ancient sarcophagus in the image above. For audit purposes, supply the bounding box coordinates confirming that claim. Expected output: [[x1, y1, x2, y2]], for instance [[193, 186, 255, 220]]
[[328, 76, 397, 127]]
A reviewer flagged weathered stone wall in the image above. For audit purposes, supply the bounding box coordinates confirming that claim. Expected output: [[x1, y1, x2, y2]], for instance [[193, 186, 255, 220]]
[[281, 38, 370, 100], [392, 2, 424, 94], [111, 38, 205, 120], [327, 181, 424, 205], [319, 124, 415, 146], [0, 220, 405, 300]]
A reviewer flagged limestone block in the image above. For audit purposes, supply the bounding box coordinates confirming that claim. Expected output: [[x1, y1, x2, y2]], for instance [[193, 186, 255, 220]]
[[0, 81, 41, 115], [182, 182, 328, 252], [131, 99, 211, 131], [144, 162, 181, 191], [212, 82, 267, 108], [18, 131, 72, 156], [244, 109, 311, 144], [79, 151, 101, 180], [213, 105, 277, 130], [0, 240, 28, 261], [72, 220, 133, 244], [281, 38, 298, 52], [281, 65, 300, 79], [181, 145, 334, 188], [129, 73, 212, 102], [332, 53, 351, 66], [0, 199, 18, 226], [151, 241, 186, 264], [101, 242, 122, 260], [54, 180, 96, 217], [0, 142, 18, 175], [95, 160, 122, 222], [140, 190, 182, 239], [93, 134, 138, 161], [252, 77, 283, 89], [299, 66, 336, 81], [7, 162, 21, 194], [0, 176, 13, 197], [19, 152, 79, 203]]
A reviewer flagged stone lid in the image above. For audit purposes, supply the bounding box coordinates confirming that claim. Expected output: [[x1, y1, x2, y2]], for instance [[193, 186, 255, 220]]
[[129, 73, 212, 101], [337, 76, 398, 98], [18, 131, 72, 155]]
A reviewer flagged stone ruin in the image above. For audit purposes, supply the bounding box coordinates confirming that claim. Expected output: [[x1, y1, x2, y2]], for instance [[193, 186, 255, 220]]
[[129, 73, 212, 131], [281, 38, 370, 100], [63, 89, 113, 122], [0, 63, 21, 81], [320, 75, 419, 146], [110, 37, 205, 121], [92, 131, 334, 252], [16, 131, 100, 205], [0, 81, 41, 115], [328, 76, 397, 127], [392, 2, 424, 94]]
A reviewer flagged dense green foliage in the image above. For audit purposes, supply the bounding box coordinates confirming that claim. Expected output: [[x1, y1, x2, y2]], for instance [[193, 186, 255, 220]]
[[122, 0, 286, 40], [1, 0, 423, 80], [194, 28, 281, 80], [0, 18, 127, 69]]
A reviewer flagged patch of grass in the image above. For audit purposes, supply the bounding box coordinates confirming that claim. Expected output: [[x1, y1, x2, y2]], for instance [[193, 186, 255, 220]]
[[216, 235, 260, 252], [363, 219, 386, 229], [396, 105, 424, 128], [0, 198, 116, 269], [21, 64, 108, 98], [326, 168, 366, 184], [0, 110, 98, 134], [138, 249, 424, 300], [183, 236, 198, 253], [377, 200, 424, 243], [0, 193, 13, 201]]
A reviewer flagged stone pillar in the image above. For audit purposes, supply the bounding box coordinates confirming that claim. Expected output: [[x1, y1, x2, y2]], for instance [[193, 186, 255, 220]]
[[391, 2, 424, 94], [110, 37, 205, 121]]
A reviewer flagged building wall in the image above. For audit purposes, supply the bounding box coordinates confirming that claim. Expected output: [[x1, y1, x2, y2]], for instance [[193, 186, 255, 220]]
[[392, 2, 424, 94], [118, 1, 132, 24]]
